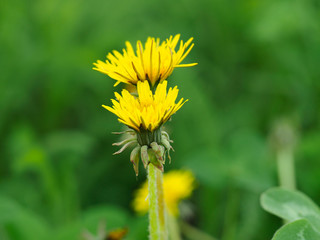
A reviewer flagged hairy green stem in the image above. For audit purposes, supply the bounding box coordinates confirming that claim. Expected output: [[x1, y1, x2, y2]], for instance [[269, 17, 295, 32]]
[[148, 161, 167, 240]]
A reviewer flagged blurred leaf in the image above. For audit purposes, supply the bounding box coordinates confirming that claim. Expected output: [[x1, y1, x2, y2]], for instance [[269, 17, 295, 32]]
[[272, 219, 320, 240], [0, 196, 49, 240], [185, 129, 273, 191], [45, 131, 95, 157], [54, 205, 130, 240], [184, 148, 224, 188], [7, 125, 48, 173], [299, 131, 320, 158], [125, 215, 148, 240], [82, 205, 129, 231], [261, 188, 320, 233]]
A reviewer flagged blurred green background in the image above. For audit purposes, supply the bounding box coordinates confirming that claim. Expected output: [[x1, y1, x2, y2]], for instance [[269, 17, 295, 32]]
[[1, 0, 320, 239]]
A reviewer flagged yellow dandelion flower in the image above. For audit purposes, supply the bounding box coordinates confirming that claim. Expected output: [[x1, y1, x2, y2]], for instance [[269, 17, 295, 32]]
[[93, 34, 197, 87], [102, 80, 187, 132], [132, 170, 195, 216]]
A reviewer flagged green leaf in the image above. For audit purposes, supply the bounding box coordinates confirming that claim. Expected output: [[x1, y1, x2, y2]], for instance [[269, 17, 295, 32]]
[[53, 205, 130, 240], [0, 196, 49, 240], [261, 187, 320, 234], [82, 205, 129, 231], [272, 219, 320, 240]]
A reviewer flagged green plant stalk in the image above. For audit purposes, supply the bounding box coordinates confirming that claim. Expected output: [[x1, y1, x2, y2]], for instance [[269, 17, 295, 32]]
[[167, 212, 181, 240], [221, 183, 239, 240], [277, 147, 296, 225], [276, 148, 296, 190], [148, 161, 167, 240], [180, 221, 218, 240]]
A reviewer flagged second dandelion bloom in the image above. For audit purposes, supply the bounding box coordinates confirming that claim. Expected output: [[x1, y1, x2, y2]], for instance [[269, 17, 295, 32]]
[[93, 34, 197, 87], [103, 80, 187, 133], [103, 80, 187, 174], [132, 170, 196, 216]]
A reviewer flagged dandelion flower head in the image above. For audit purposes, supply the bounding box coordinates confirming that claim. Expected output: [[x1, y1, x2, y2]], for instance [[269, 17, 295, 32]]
[[102, 80, 187, 132], [132, 170, 195, 216], [93, 34, 197, 87]]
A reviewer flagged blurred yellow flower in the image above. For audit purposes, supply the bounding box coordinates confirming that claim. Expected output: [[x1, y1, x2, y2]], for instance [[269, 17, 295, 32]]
[[132, 170, 195, 216], [93, 34, 197, 86], [102, 80, 187, 132]]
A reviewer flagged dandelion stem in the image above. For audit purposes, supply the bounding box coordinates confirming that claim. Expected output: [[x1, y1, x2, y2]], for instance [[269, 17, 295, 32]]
[[272, 119, 296, 190], [277, 148, 296, 190], [148, 157, 167, 240], [272, 119, 297, 225]]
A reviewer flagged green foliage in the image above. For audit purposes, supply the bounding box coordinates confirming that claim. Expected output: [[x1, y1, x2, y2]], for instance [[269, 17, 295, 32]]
[[272, 219, 319, 240], [261, 188, 320, 239], [0, 196, 49, 240], [1, 0, 320, 239]]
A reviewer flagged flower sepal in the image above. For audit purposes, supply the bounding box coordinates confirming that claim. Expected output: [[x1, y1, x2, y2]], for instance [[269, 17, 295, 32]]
[[111, 128, 175, 176], [161, 131, 174, 163], [140, 145, 164, 172], [148, 148, 164, 172], [112, 130, 137, 155], [140, 145, 149, 169], [150, 142, 164, 163], [130, 146, 140, 176]]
